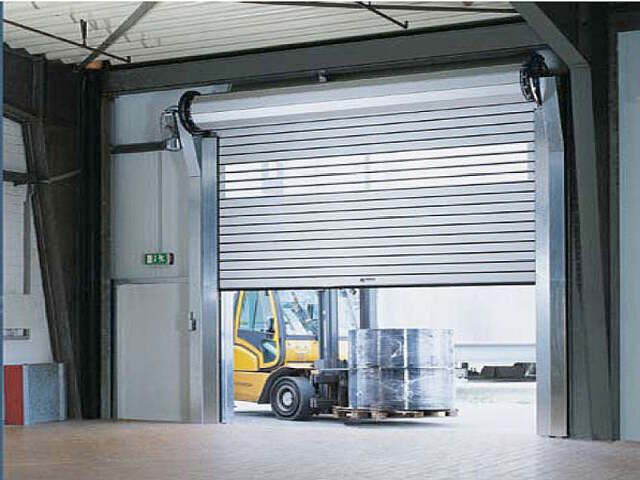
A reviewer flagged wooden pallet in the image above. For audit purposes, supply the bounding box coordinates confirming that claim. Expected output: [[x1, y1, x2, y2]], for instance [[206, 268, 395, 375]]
[[332, 406, 458, 422]]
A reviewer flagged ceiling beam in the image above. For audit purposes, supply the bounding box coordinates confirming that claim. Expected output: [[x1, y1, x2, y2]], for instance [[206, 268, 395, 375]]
[[513, 3, 587, 67], [243, 1, 517, 14], [103, 21, 542, 94], [78, 2, 158, 69]]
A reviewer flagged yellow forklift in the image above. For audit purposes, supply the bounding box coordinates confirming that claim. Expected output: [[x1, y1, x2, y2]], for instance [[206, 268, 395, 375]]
[[233, 289, 358, 420]]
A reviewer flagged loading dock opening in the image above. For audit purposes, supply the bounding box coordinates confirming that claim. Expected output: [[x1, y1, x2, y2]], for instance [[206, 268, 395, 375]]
[[225, 286, 536, 432], [163, 61, 565, 435]]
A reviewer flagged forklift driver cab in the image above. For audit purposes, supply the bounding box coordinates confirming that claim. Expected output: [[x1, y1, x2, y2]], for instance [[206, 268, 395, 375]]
[[233, 290, 324, 419], [233, 289, 357, 420]]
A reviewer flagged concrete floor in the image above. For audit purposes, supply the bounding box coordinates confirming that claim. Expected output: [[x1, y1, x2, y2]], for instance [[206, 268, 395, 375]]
[[5, 383, 640, 480]]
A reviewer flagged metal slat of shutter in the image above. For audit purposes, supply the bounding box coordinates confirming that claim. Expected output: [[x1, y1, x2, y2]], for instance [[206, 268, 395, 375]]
[[221, 221, 536, 245], [219, 131, 535, 165], [220, 262, 535, 280], [222, 143, 534, 174], [222, 252, 535, 271], [222, 201, 534, 227], [220, 272, 535, 289], [222, 151, 535, 185], [219, 231, 536, 253], [221, 241, 535, 261], [213, 68, 535, 289], [220, 212, 533, 237], [220, 123, 533, 156], [222, 163, 534, 194], [220, 191, 536, 218], [220, 112, 534, 147], [220, 180, 535, 209], [221, 212, 536, 236], [221, 151, 535, 183], [222, 172, 534, 199], [217, 103, 535, 139]]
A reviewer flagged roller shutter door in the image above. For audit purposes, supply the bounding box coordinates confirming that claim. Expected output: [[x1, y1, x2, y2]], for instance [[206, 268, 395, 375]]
[[196, 67, 536, 289]]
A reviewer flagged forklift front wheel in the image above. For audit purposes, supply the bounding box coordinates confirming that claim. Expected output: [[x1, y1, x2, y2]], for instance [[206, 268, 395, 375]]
[[270, 376, 314, 421]]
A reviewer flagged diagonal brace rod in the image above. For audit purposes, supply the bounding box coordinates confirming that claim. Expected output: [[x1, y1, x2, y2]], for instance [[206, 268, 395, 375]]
[[356, 1, 408, 29], [78, 2, 157, 69], [242, 1, 517, 14], [3, 19, 131, 64]]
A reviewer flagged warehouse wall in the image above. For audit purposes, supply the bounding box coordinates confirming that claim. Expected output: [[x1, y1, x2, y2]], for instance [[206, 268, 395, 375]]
[[2, 117, 52, 365], [4, 46, 91, 418], [619, 29, 640, 442]]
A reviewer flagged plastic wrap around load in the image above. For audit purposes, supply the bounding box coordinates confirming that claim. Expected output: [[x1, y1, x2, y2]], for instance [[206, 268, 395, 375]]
[[348, 329, 454, 411]]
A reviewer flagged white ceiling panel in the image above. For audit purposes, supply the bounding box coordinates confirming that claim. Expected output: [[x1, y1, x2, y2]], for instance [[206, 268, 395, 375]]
[[3, 1, 518, 65]]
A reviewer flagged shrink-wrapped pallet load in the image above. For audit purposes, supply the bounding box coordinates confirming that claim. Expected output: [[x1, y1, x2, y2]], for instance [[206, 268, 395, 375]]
[[348, 329, 454, 411]]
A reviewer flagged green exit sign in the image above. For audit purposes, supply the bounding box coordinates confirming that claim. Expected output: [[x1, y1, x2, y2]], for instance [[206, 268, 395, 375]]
[[144, 252, 174, 265]]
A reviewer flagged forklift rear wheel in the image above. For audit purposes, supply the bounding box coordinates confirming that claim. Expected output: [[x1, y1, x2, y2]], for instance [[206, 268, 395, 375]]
[[270, 376, 314, 421]]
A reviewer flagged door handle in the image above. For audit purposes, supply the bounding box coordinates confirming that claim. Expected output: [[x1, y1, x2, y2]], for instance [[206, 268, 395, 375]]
[[187, 312, 197, 331]]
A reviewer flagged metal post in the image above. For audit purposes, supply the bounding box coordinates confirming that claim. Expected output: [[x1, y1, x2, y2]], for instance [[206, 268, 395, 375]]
[[23, 187, 32, 295], [359, 288, 377, 330], [534, 77, 567, 438], [100, 96, 113, 419]]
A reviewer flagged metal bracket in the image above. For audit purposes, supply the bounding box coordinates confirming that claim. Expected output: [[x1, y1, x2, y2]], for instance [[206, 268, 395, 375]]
[[520, 53, 551, 106], [162, 106, 182, 152], [80, 19, 88, 47], [110, 106, 182, 155]]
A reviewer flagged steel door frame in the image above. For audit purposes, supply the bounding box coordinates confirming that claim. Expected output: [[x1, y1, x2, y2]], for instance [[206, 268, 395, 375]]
[[534, 77, 567, 437], [180, 67, 567, 435]]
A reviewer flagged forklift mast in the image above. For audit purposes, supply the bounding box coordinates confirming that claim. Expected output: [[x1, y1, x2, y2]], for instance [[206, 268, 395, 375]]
[[318, 290, 340, 368], [312, 288, 376, 412]]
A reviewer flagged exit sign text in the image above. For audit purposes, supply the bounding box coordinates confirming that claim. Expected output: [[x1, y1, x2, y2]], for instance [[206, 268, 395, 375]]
[[144, 252, 174, 265]]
